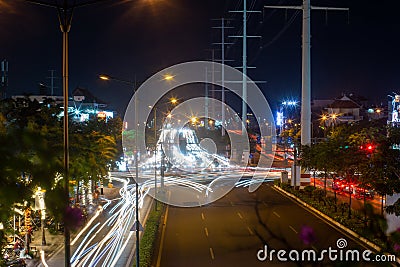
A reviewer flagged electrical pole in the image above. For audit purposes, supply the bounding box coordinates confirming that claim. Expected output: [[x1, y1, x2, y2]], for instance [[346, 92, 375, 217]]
[[46, 69, 58, 96], [0, 59, 8, 100], [264, 0, 348, 146], [205, 67, 209, 129], [212, 18, 233, 136], [229, 1, 261, 134]]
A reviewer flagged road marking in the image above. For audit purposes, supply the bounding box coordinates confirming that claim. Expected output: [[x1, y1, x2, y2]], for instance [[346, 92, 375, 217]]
[[237, 212, 243, 219], [289, 225, 298, 234], [204, 227, 209, 237], [201, 212, 205, 220], [273, 211, 280, 218], [247, 226, 254, 235], [209, 247, 215, 260]]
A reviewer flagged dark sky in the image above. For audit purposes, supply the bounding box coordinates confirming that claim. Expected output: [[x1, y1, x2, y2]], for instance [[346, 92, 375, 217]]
[[1, 0, 399, 115]]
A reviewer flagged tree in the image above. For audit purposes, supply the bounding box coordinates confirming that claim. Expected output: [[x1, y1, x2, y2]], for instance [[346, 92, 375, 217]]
[[0, 98, 120, 249]]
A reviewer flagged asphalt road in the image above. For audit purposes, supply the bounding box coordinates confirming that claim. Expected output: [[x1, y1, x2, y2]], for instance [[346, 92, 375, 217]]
[[157, 183, 390, 267]]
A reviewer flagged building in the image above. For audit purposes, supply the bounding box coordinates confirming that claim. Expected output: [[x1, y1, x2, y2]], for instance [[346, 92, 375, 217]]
[[11, 87, 114, 122], [325, 95, 363, 125]]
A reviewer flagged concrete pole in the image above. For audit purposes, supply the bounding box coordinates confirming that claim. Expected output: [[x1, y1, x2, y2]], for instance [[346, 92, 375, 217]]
[[301, 0, 311, 146], [242, 0, 247, 133], [154, 108, 157, 211], [205, 67, 209, 129], [221, 18, 226, 136]]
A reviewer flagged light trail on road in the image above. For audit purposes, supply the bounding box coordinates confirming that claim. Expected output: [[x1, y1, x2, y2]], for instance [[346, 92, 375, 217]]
[[65, 170, 279, 267]]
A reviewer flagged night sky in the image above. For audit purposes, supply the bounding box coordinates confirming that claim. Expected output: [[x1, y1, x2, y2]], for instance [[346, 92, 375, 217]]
[[1, 0, 399, 115]]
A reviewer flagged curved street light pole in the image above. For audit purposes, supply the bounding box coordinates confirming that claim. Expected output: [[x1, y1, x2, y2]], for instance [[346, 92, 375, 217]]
[[15, 1, 127, 266], [58, 5, 72, 266], [99, 74, 140, 267]]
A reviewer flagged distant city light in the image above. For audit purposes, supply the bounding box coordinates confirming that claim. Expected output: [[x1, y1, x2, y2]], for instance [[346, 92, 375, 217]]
[[276, 111, 283, 126], [282, 100, 297, 106]]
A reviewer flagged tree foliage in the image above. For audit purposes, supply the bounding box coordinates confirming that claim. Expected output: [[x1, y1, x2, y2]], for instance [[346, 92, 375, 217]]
[[0, 98, 121, 248], [300, 122, 400, 218]]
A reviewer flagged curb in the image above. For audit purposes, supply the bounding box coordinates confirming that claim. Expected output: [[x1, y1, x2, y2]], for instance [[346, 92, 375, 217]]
[[273, 185, 382, 252], [125, 196, 154, 267]]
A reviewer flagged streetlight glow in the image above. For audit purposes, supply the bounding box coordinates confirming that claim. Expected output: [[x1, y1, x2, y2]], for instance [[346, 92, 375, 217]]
[[99, 74, 110, 81], [163, 74, 174, 81]]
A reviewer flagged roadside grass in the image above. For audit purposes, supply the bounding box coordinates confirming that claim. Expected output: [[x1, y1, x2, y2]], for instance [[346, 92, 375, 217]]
[[133, 203, 164, 267]]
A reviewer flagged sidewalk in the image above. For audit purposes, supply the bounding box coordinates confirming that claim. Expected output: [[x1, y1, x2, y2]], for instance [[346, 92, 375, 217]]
[[26, 186, 121, 267]]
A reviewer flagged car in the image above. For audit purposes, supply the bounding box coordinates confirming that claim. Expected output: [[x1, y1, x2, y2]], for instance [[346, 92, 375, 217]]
[[355, 188, 375, 200]]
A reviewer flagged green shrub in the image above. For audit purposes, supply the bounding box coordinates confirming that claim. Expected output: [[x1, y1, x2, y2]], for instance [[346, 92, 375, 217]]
[[134, 204, 164, 267]]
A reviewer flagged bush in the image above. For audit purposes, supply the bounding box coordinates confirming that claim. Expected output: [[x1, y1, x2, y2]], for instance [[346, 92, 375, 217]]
[[135, 204, 164, 267], [312, 189, 325, 204], [304, 185, 315, 198], [325, 196, 336, 210]]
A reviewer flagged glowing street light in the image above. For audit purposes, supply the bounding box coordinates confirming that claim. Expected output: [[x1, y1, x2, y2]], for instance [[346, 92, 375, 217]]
[[99, 73, 141, 267], [99, 74, 110, 81], [163, 74, 175, 81]]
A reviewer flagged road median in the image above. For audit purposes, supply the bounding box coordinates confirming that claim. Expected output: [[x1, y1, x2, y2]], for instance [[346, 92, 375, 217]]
[[272, 184, 382, 252]]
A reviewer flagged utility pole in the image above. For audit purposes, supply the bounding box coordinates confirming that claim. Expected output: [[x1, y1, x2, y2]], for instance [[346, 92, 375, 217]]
[[212, 18, 233, 136], [264, 0, 348, 146], [46, 69, 58, 96], [0, 59, 8, 100], [229, 0, 261, 134], [205, 67, 209, 129]]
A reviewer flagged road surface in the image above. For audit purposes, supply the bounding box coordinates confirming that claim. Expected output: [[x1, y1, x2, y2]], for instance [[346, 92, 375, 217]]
[[157, 183, 390, 267]]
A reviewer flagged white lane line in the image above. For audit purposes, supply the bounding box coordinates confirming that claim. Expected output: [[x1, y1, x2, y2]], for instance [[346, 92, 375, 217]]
[[209, 247, 215, 260], [289, 225, 298, 234], [237, 212, 243, 219], [247, 226, 254, 235], [204, 227, 209, 237], [273, 211, 281, 218], [201, 212, 205, 220]]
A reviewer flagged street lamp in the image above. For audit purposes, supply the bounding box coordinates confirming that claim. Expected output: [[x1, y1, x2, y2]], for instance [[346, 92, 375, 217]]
[[13, 1, 132, 266], [99, 73, 141, 267], [163, 74, 175, 81], [14, 1, 109, 266], [148, 105, 158, 211], [150, 98, 178, 195]]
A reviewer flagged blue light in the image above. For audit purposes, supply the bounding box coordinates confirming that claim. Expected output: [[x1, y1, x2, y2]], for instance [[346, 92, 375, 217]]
[[282, 100, 297, 106], [276, 111, 283, 126]]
